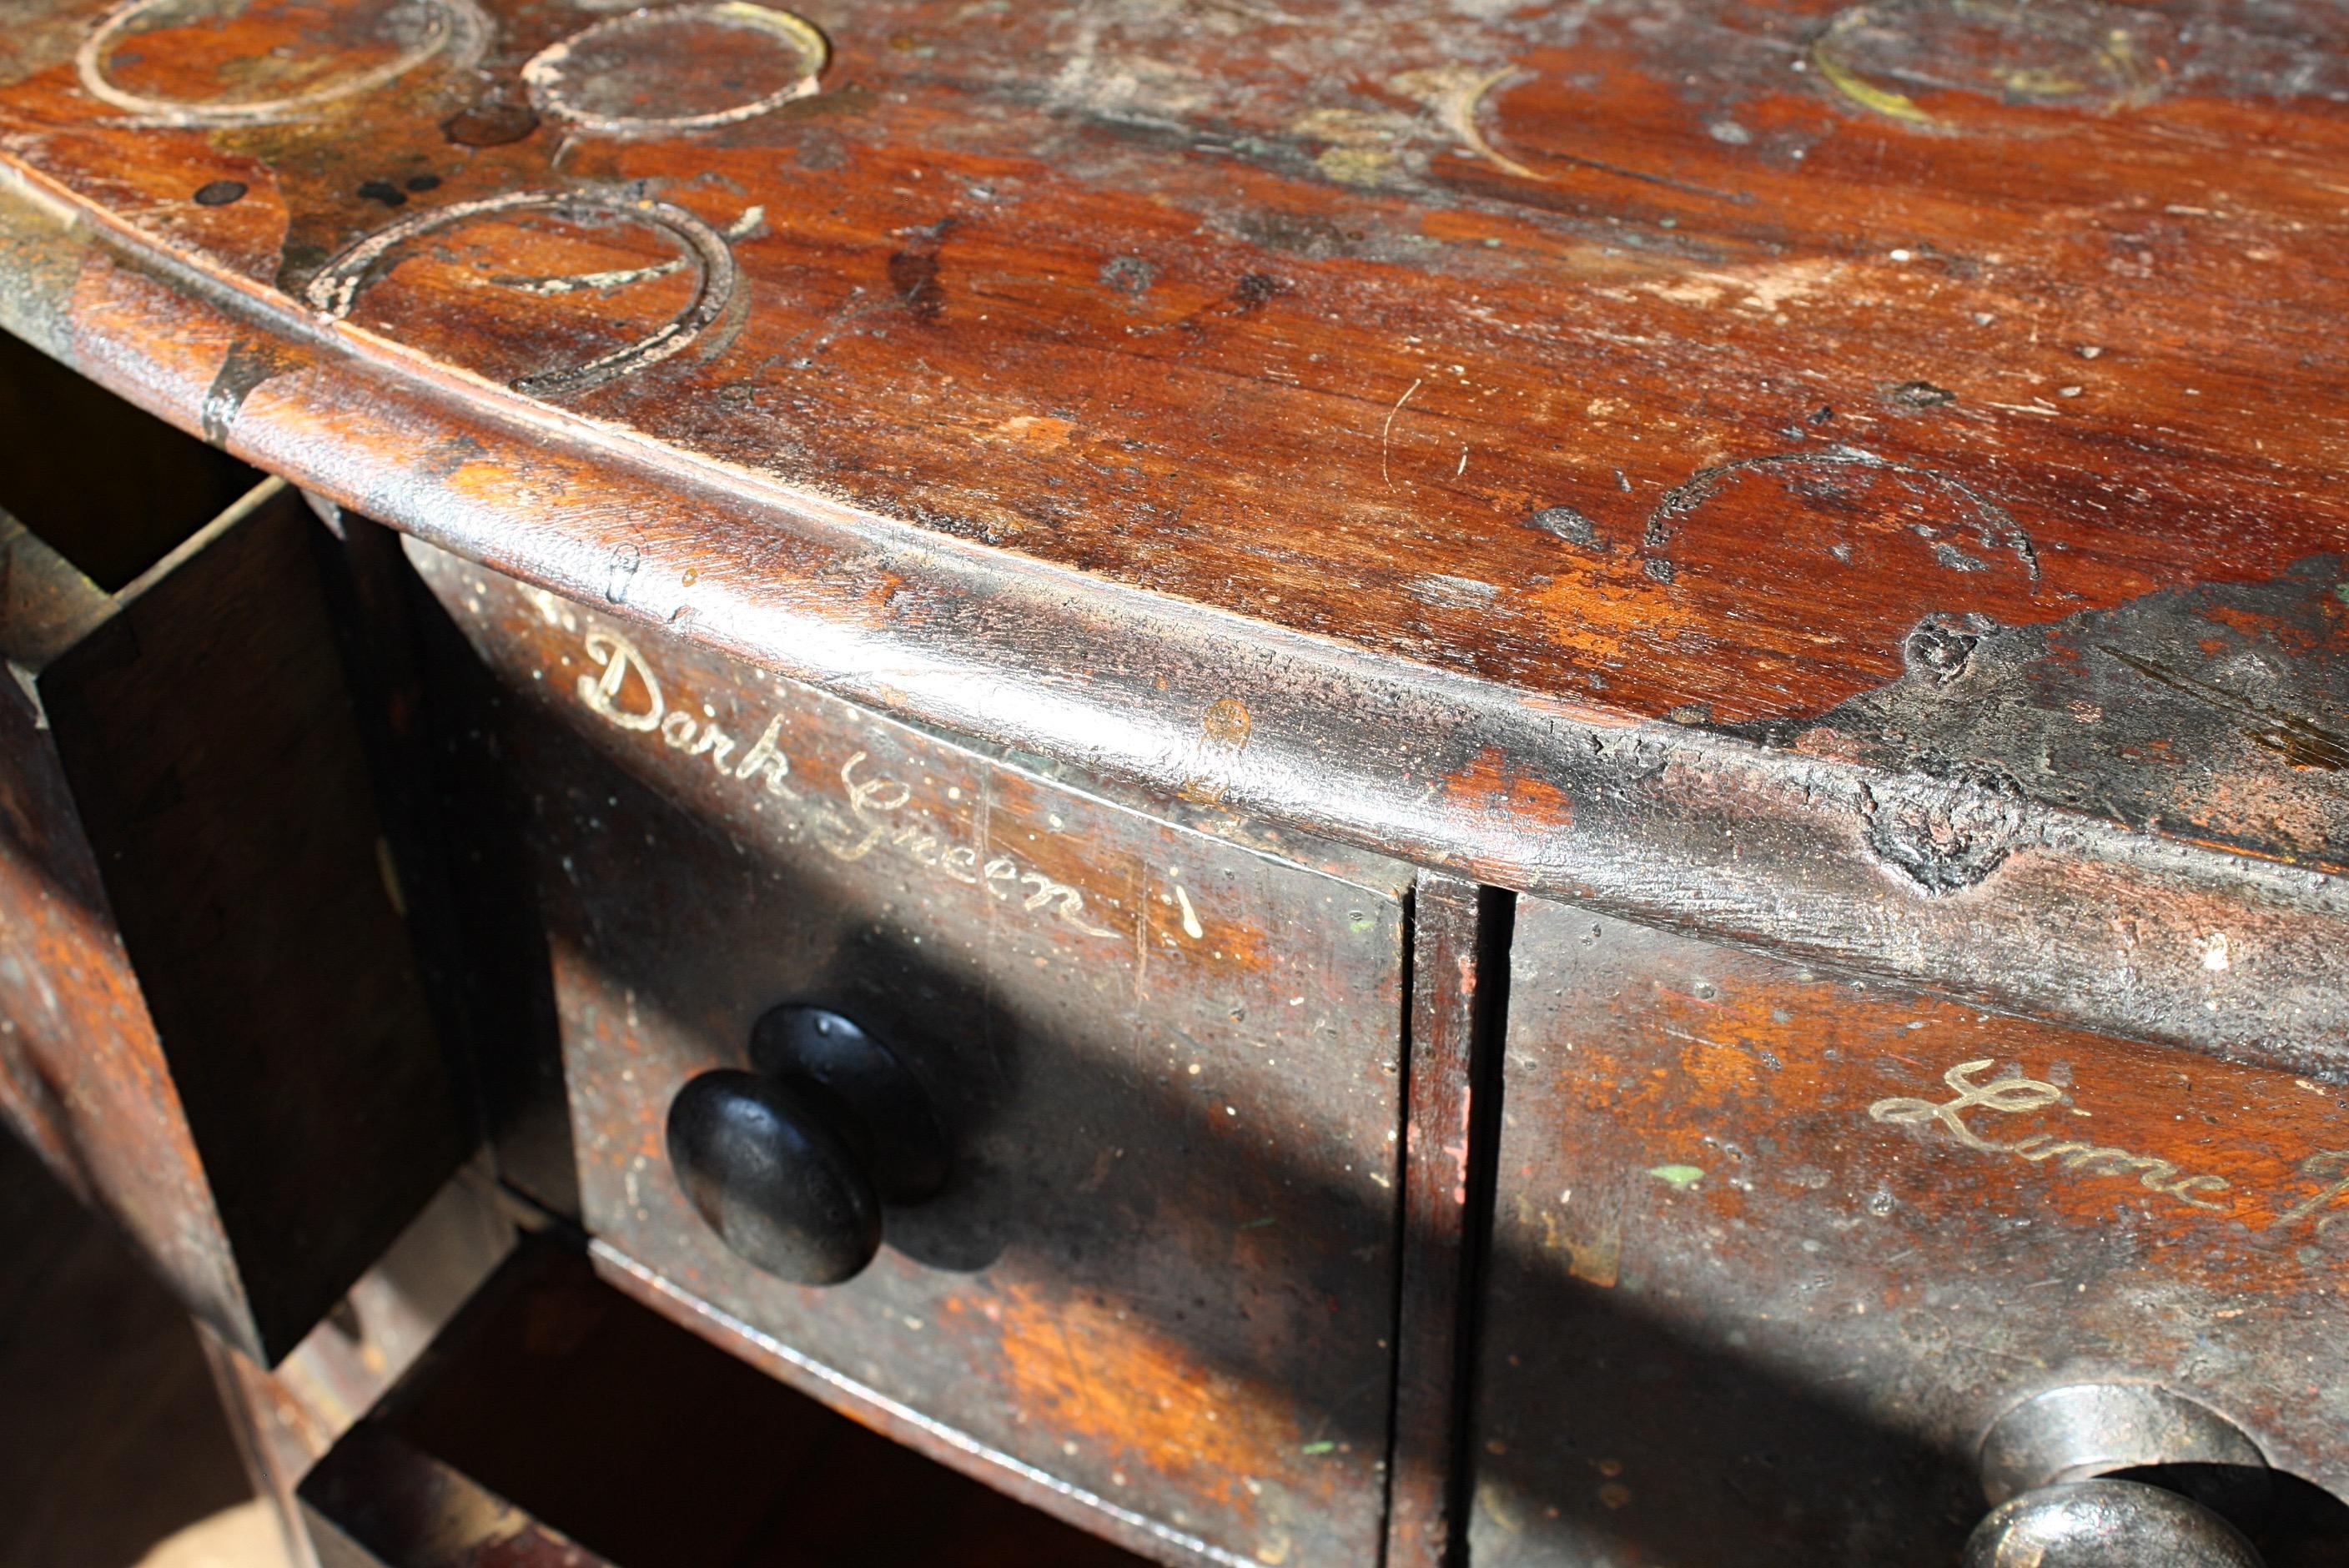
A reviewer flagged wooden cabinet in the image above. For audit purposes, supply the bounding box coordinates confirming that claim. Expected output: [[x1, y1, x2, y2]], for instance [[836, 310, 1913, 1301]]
[[1, 0, 2346, 1559], [1471, 897, 2349, 1566], [408, 540, 1416, 1567], [0, 358, 466, 1363]]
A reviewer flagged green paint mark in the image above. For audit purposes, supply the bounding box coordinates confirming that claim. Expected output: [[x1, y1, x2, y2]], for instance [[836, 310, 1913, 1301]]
[[1300, 1441, 1336, 1455], [1239, 1215, 1277, 1231], [1347, 909, 1376, 932], [1647, 1164, 1704, 1190], [2334, 582, 2349, 606], [1812, 46, 1937, 125]]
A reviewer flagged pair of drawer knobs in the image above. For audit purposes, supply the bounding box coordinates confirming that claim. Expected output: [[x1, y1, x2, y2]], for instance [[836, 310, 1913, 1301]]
[[666, 1006, 948, 1286], [664, 1014, 2276, 1568]]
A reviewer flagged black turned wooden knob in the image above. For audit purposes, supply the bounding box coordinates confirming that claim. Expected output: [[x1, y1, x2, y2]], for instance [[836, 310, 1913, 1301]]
[[666, 1007, 948, 1286]]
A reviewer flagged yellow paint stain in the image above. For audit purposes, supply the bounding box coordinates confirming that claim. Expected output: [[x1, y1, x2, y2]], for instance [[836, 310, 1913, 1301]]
[[1315, 145, 1395, 185], [1562, 1210, 1622, 1287], [1201, 697, 1253, 751], [1812, 44, 1938, 125], [1999, 66, 2086, 97], [1518, 1194, 1617, 1284], [1290, 106, 1401, 147]]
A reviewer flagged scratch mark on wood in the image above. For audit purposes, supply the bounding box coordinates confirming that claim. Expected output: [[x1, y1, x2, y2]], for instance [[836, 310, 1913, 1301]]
[[1382, 377, 1422, 490]]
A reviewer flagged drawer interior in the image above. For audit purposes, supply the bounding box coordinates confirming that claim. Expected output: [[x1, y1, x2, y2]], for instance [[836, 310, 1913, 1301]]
[[0, 325, 260, 590], [302, 1239, 1150, 1567]]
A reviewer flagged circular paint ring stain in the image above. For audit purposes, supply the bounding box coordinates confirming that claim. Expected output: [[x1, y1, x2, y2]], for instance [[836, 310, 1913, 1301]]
[[1812, 0, 2169, 128], [522, 3, 829, 138], [1640, 448, 2041, 590], [76, 0, 487, 126], [304, 190, 738, 400]]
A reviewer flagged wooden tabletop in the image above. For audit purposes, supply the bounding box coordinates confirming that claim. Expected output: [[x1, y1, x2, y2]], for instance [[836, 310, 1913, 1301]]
[[1, 0, 2343, 1068]]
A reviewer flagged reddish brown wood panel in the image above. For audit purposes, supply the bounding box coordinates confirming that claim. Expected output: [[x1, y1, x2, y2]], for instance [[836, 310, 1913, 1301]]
[[1471, 896, 2349, 1565], [0, 1, 2341, 1079], [409, 539, 1415, 1567], [2, 0, 2346, 731], [0, 480, 466, 1362]]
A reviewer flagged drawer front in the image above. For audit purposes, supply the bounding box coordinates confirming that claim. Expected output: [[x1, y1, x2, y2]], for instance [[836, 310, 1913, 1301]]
[[1472, 898, 2349, 1566], [413, 544, 1411, 1568], [0, 479, 460, 1364]]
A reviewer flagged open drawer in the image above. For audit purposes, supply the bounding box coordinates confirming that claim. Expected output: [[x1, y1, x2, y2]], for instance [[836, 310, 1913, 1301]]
[[298, 1239, 1154, 1567], [0, 333, 465, 1363]]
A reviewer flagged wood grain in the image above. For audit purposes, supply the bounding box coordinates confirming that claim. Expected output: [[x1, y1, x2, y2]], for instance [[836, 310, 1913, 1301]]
[[0, 0, 2339, 1066], [1385, 872, 1511, 1568], [0, 477, 465, 1362], [1473, 896, 2349, 1565]]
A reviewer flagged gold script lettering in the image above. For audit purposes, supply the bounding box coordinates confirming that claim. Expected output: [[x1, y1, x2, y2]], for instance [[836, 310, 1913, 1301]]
[[579, 631, 662, 731], [825, 754, 1120, 939], [2271, 1151, 2349, 1236], [571, 626, 1119, 941], [1869, 1059, 2233, 1214], [579, 629, 791, 794]]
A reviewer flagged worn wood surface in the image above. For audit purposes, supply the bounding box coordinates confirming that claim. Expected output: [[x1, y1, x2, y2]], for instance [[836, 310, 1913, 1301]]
[[1385, 872, 1510, 1568], [301, 1238, 1156, 1567], [0, 471, 465, 1362], [0, 1120, 261, 1568], [204, 1167, 516, 1568], [410, 539, 1414, 1566], [1471, 895, 2349, 1566], [0, 0, 2341, 1071], [0, 508, 244, 1349]]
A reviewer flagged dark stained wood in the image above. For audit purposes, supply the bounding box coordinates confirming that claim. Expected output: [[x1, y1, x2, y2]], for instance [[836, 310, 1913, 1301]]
[[0, 323, 258, 589], [410, 537, 1416, 1566], [0, 1126, 259, 1568], [0, 0, 2339, 1073], [0, 2, 2343, 1555], [307, 499, 579, 1219], [1471, 895, 2349, 1566], [0, 471, 467, 1363], [1385, 872, 1510, 1568], [300, 1239, 1155, 1568], [204, 1168, 518, 1568]]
